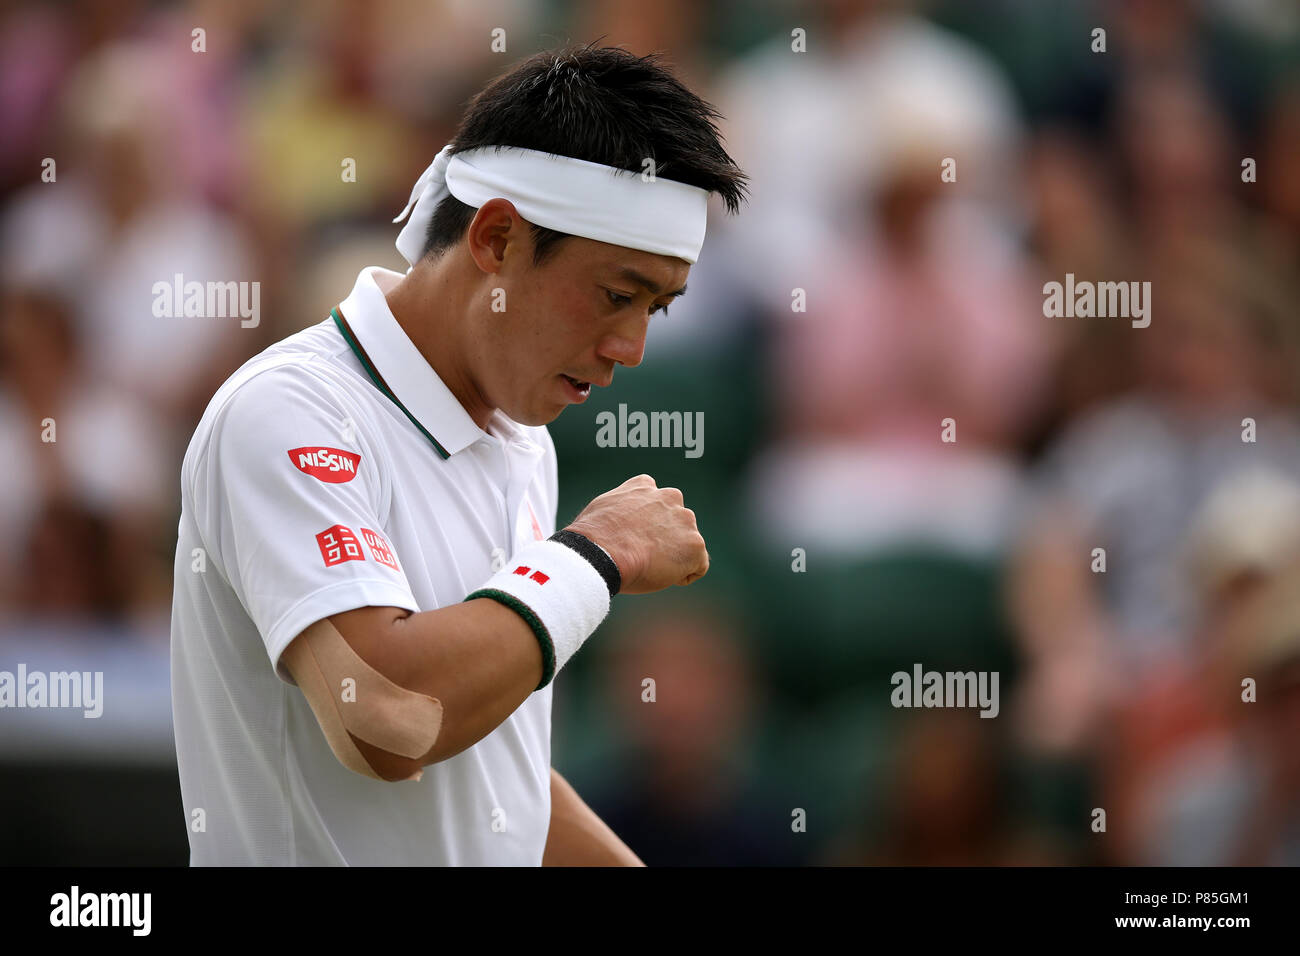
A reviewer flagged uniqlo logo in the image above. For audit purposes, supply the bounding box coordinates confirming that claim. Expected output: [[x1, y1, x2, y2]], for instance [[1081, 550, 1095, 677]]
[[316, 525, 364, 567], [361, 528, 399, 571], [512, 565, 549, 585]]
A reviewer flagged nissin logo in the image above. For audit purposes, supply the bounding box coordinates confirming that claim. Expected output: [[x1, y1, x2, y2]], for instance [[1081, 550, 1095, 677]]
[[288, 447, 360, 483]]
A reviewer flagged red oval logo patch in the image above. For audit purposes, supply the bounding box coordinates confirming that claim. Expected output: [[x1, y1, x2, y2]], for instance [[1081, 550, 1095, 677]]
[[288, 446, 361, 483]]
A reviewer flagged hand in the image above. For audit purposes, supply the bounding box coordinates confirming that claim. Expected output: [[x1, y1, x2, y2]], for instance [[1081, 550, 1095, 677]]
[[565, 474, 709, 594]]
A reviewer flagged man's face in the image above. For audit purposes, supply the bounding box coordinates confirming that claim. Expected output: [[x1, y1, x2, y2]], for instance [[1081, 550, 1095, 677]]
[[470, 232, 690, 426]]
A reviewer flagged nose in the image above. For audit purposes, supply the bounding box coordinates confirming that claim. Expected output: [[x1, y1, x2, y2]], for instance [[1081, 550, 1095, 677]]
[[596, 315, 649, 369]]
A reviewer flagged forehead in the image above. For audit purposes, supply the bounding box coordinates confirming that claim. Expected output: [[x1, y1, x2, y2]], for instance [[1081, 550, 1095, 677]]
[[554, 236, 690, 287]]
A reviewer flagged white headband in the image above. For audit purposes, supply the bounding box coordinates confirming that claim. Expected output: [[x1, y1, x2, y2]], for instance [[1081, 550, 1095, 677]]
[[392, 145, 709, 267]]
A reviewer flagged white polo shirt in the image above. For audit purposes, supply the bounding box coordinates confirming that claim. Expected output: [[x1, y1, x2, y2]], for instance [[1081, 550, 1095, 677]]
[[170, 266, 558, 866]]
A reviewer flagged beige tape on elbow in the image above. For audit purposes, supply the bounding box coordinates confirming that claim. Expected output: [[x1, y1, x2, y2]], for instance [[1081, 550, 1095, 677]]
[[282, 618, 444, 781]]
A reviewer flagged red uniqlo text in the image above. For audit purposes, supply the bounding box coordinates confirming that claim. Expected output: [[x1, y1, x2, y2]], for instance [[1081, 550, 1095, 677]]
[[361, 528, 399, 571]]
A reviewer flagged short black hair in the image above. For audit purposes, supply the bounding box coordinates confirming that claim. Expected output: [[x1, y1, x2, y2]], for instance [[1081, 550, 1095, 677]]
[[423, 43, 749, 265]]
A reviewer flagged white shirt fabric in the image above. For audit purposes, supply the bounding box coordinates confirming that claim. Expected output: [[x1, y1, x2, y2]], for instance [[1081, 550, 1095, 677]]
[[170, 266, 558, 865]]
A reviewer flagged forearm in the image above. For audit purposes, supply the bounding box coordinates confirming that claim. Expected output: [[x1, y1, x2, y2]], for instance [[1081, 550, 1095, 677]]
[[543, 768, 644, 866], [335, 598, 544, 771]]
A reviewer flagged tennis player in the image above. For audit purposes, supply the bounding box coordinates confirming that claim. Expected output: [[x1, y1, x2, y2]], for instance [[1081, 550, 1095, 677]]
[[169, 45, 748, 865]]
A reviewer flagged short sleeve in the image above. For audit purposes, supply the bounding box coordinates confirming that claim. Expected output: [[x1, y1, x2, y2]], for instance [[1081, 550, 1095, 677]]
[[193, 362, 420, 680]]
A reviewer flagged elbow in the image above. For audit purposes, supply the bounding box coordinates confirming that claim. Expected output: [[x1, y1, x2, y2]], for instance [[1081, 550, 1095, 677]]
[[282, 615, 446, 783], [348, 733, 430, 782]]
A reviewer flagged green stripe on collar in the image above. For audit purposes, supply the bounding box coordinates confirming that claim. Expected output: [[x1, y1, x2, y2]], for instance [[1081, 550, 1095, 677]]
[[331, 307, 451, 461]]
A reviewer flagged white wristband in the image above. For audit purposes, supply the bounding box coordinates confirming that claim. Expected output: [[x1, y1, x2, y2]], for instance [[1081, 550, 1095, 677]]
[[465, 539, 611, 688]]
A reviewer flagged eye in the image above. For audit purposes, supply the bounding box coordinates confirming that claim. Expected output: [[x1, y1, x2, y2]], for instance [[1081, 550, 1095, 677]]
[[604, 288, 669, 317]]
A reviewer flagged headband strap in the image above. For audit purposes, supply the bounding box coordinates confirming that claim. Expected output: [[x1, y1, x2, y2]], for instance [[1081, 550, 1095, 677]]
[[393, 145, 709, 267]]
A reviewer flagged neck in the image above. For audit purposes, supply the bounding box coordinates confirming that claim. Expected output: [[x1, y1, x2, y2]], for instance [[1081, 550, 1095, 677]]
[[383, 257, 494, 431]]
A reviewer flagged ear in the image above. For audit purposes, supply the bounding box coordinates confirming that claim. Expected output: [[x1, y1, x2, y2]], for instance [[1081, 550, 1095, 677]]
[[465, 198, 530, 276]]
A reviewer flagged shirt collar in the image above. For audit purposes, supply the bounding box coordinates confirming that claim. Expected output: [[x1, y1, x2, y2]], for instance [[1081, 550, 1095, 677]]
[[335, 266, 514, 459]]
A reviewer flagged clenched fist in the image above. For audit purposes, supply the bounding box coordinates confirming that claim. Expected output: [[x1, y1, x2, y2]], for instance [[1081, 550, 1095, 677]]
[[565, 474, 709, 594]]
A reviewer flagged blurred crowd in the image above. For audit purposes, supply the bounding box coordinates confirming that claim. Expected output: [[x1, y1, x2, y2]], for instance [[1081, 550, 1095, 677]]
[[1, 0, 1298, 865]]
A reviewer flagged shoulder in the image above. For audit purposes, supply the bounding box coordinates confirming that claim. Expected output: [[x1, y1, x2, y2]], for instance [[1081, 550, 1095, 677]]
[[182, 324, 363, 478], [215, 356, 354, 438]]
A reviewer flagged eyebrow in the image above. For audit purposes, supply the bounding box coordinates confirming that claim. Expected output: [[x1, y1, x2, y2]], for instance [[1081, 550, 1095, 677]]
[[612, 266, 688, 298]]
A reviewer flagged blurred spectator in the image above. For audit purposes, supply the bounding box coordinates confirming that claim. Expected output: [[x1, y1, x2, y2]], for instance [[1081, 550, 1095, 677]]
[[1023, 127, 1139, 431], [17, 498, 130, 625], [1, 40, 255, 428], [1114, 71, 1238, 246], [827, 708, 1060, 865], [0, 287, 169, 621], [1009, 236, 1300, 762], [581, 604, 801, 866], [715, 0, 1024, 315], [1129, 557, 1300, 865], [1103, 469, 1300, 863], [239, 0, 420, 232], [721, 1, 1054, 561], [0, 0, 150, 196]]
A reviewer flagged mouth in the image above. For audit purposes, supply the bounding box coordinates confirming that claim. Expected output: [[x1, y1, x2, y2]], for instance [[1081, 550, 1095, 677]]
[[560, 374, 592, 402]]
